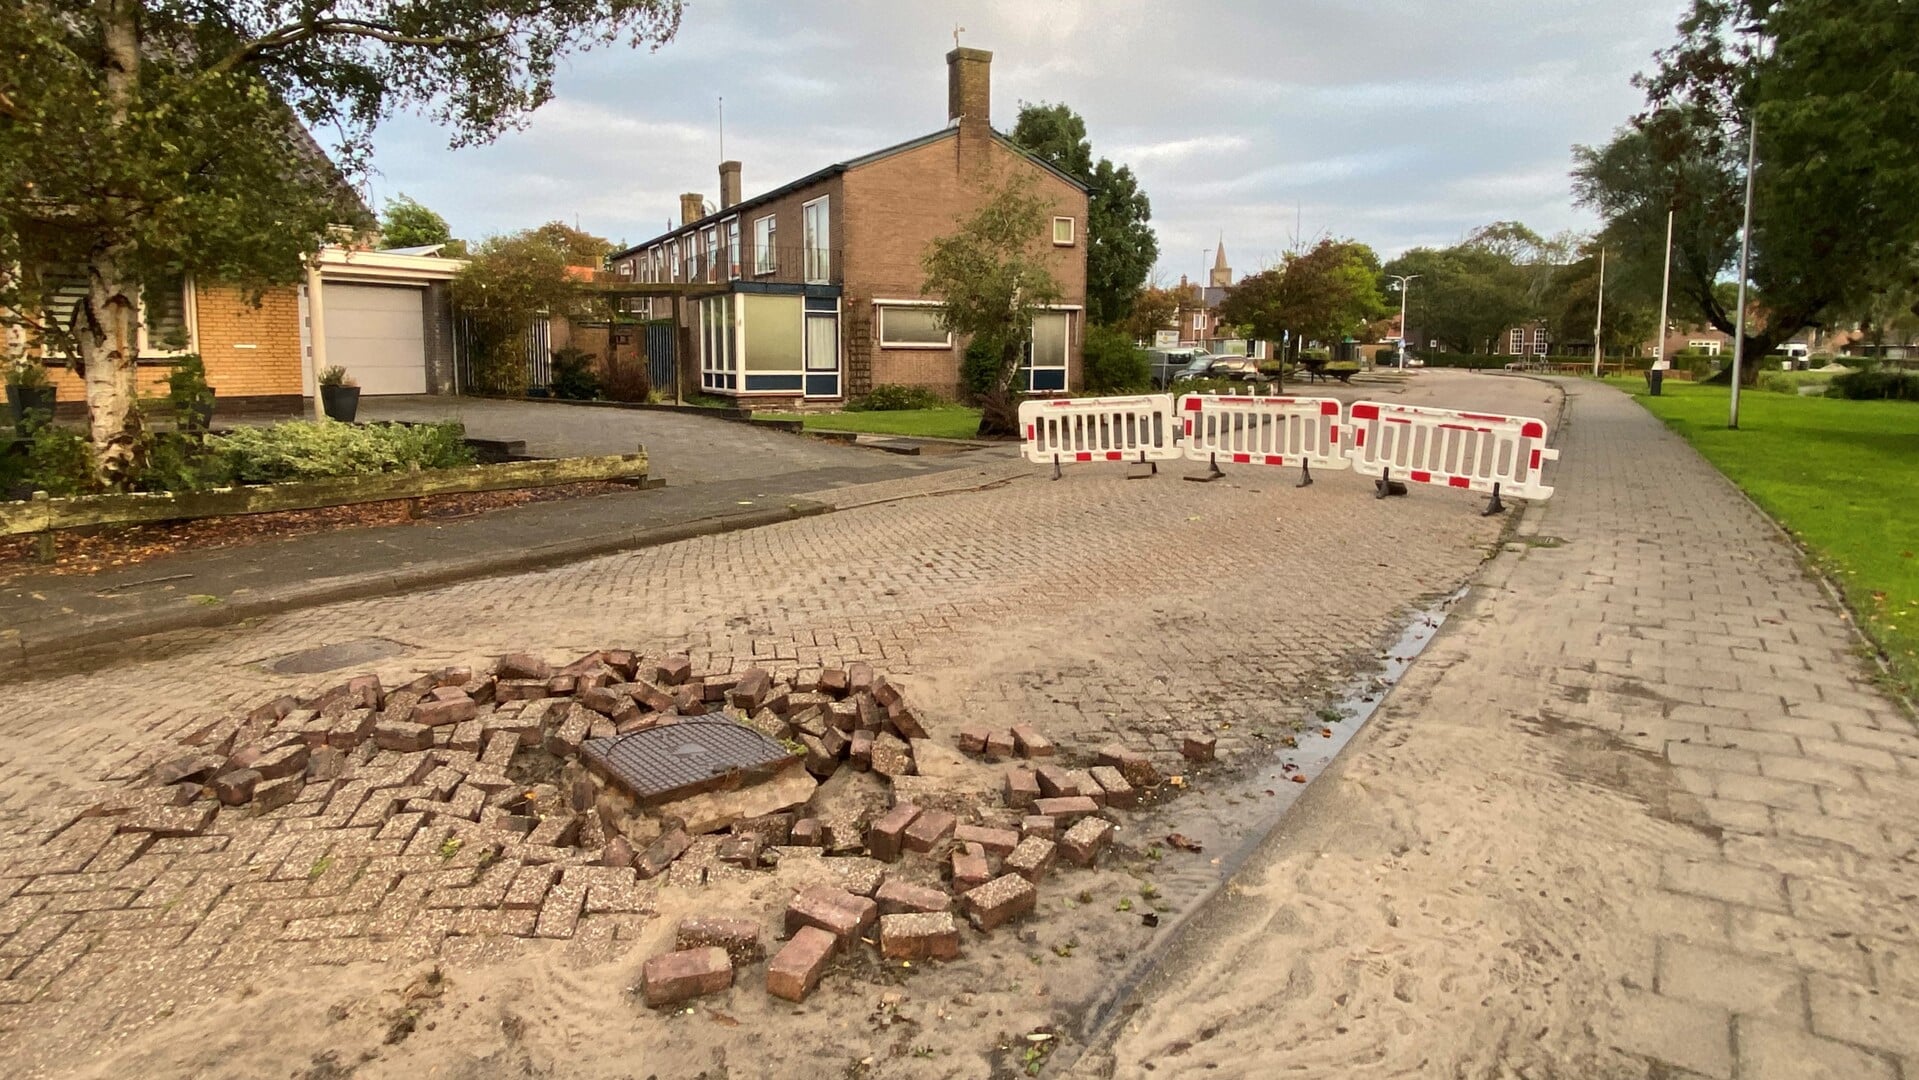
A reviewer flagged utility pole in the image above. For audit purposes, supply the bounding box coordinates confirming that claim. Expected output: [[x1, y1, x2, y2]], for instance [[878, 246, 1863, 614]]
[[1730, 109, 1759, 429], [1652, 209, 1675, 395], [1591, 247, 1606, 378]]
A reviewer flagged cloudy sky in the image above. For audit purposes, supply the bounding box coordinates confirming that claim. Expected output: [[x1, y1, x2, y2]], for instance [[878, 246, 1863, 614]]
[[367, 0, 1686, 282]]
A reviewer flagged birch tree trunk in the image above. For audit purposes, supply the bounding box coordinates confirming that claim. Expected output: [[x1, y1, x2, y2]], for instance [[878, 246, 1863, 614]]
[[80, 0, 146, 484]]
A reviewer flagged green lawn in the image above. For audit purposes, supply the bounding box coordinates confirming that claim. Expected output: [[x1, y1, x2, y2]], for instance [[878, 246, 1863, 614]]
[[1608, 378, 1919, 697], [757, 407, 985, 440]]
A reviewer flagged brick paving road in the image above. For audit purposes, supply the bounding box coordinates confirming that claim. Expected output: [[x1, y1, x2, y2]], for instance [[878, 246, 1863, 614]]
[[1095, 378, 1919, 1079], [0, 374, 1552, 1075]]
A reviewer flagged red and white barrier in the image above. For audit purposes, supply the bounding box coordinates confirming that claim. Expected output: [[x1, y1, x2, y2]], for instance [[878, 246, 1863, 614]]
[[1345, 400, 1559, 504], [1019, 395, 1183, 477], [1177, 393, 1349, 484]]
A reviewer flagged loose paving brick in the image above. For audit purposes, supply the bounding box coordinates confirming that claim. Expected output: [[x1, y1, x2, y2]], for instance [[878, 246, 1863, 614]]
[[766, 925, 837, 1002], [784, 886, 876, 944], [641, 946, 732, 1007], [1003, 837, 1057, 882], [676, 915, 764, 963], [1058, 817, 1115, 867], [878, 912, 961, 961], [962, 874, 1037, 931], [874, 879, 951, 916]]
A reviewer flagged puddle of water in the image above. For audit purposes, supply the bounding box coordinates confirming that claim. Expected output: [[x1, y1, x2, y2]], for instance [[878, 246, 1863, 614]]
[[1074, 584, 1469, 1039], [264, 636, 410, 675]]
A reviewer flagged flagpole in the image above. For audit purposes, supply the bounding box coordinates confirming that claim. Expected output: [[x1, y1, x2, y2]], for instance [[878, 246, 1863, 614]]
[[1652, 210, 1674, 395]]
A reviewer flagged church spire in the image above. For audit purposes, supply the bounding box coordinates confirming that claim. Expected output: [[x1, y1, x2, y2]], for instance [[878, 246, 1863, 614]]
[[1209, 236, 1232, 288]]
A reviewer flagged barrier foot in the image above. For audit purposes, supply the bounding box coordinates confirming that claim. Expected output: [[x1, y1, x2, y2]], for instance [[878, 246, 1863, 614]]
[[1375, 468, 1407, 499], [1297, 460, 1313, 489], [1052, 455, 1062, 481], [1127, 452, 1158, 481], [1482, 483, 1507, 517], [1184, 454, 1228, 484]]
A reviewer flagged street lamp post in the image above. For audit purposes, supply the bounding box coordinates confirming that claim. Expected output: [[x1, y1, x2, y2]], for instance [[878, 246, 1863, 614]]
[[1730, 109, 1759, 429], [1388, 274, 1420, 370]]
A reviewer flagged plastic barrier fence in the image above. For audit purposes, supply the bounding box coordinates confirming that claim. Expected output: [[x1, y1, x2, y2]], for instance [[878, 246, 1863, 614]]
[[1345, 400, 1559, 507], [1019, 395, 1183, 478], [1178, 394, 1350, 484]]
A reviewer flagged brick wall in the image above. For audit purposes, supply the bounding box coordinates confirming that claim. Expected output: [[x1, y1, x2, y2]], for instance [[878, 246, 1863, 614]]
[[193, 283, 304, 397], [841, 135, 1089, 398], [42, 281, 303, 407]]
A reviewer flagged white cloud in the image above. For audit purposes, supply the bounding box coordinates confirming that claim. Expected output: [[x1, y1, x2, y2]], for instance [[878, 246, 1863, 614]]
[[366, 0, 1687, 274]]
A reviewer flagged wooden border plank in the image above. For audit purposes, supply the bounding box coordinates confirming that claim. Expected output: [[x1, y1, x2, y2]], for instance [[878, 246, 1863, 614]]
[[1, 452, 649, 537]]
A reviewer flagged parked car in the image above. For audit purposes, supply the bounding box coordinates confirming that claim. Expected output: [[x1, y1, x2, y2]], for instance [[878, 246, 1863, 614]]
[[1147, 346, 1209, 389], [1171, 354, 1272, 385]]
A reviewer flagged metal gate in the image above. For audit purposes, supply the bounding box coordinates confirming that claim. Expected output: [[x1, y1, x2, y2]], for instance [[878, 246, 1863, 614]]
[[645, 319, 676, 396], [453, 314, 553, 394]]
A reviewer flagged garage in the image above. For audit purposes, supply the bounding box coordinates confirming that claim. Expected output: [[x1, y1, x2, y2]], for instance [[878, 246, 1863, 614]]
[[321, 283, 428, 395]]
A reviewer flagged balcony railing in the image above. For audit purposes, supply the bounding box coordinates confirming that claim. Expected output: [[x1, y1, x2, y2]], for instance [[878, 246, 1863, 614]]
[[618, 245, 840, 289]]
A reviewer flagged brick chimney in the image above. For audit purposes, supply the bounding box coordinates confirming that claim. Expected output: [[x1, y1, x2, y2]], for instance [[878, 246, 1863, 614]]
[[679, 192, 705, 226], [947, 47, 992, 131], [718, 161, 742, 210]]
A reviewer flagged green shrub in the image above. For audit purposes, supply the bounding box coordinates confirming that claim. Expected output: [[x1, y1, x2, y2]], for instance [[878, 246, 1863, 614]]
[[166, 354, 215, 432], [960, 337, 1001, 403], [1828, 369, 1919, 401], [1755, 371, 1798, 394], [211, 421, 475, 484], [21, 426, 98, 496], [847, 384, 945, 412], [1081, 324, 1152, 393], [602, 355, 650, 403], [549, 346, 601, 401]]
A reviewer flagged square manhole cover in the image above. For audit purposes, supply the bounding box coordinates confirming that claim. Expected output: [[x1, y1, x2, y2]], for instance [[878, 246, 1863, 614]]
[[582, 720, 794, 805], [265, 637, 410, 675]]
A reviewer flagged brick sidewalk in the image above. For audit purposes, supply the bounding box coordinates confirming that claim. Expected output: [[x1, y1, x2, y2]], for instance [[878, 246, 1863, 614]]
[[1097, 378, 1918, 1079]]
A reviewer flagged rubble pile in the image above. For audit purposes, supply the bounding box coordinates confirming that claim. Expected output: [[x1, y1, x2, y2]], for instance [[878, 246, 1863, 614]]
[[136, 649, 1160, 1007]]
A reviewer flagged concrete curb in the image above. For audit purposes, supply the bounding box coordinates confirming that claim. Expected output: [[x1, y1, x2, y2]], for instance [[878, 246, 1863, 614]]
[[2, 499, 832, 677]]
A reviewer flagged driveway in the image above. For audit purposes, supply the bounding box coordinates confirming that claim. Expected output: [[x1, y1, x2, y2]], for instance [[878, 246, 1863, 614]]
[[358, 396, 984, 487]]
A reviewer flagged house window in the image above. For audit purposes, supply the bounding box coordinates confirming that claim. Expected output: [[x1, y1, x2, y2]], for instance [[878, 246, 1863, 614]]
[[1025, 311, 1071, 393], [802, 196, 830, 283], [666, 241, 679, 282], [724, 218, 741, 280], [1052, 217, 1075, 246], [1250, 340, 1268, 360], [1509, 327, 1524, 354], [1192, 312, 1206, 334], [698, 293, 738, 392], [1532, 326, 1548, 355], [702, 226, 719, 283], [877, 306, 951, 348], [754, 215, 777, 275], [33, 266, 192, 357]]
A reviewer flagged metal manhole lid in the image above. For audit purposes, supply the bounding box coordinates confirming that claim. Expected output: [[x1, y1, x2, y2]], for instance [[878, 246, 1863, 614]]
[[581, 719, 794, 805]]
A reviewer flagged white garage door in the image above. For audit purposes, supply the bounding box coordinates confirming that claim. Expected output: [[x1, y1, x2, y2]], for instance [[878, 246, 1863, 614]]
[[324, 284, 427, 395]]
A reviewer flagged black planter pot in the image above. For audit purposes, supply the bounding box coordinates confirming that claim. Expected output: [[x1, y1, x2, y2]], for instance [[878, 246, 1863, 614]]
[[179, 392, 216, 433], [320, 384, 360, 423], [6, 384, 56, 433]]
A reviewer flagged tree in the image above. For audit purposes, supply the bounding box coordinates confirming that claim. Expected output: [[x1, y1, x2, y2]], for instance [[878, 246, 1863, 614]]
[[921, 177, 1062, 438], [1218, 239, 1387, 363], [379, 194, 453, 250], [1540, 244, 1657, 356], [0, 2, 682, 483], [1012, 102, 1158, 326], [1121, 284, 1186, 343], [1383, 241, 1537, 355], [1574, 0, 1919, 383], [450, 230, 581, 396], [529, 221, 614, 267]]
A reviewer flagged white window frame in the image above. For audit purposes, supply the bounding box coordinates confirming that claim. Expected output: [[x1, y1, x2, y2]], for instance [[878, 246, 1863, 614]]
[[666, 241, 680, 282], [701, 226, 719, 284], [724, 217, 741, 280], [802, 195, 830, 283], [875, 301, 953, 349], [754, 214, 777, 275], [1052, 216, 1076, 246], [1024, 308, 1074, 393], [1192, 312, 1206, 334], [1509, 327, 1524, 353]]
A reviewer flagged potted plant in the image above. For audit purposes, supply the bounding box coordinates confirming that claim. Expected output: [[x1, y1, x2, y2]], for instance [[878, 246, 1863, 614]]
[[5, 359, 57, 435], [318, 365, 360, 423], [166, 353, 216, 433]]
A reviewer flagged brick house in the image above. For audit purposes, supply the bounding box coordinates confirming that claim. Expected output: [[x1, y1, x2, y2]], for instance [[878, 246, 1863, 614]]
[[13, 247, 463, 415], [608, 48, 1089, 404]]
